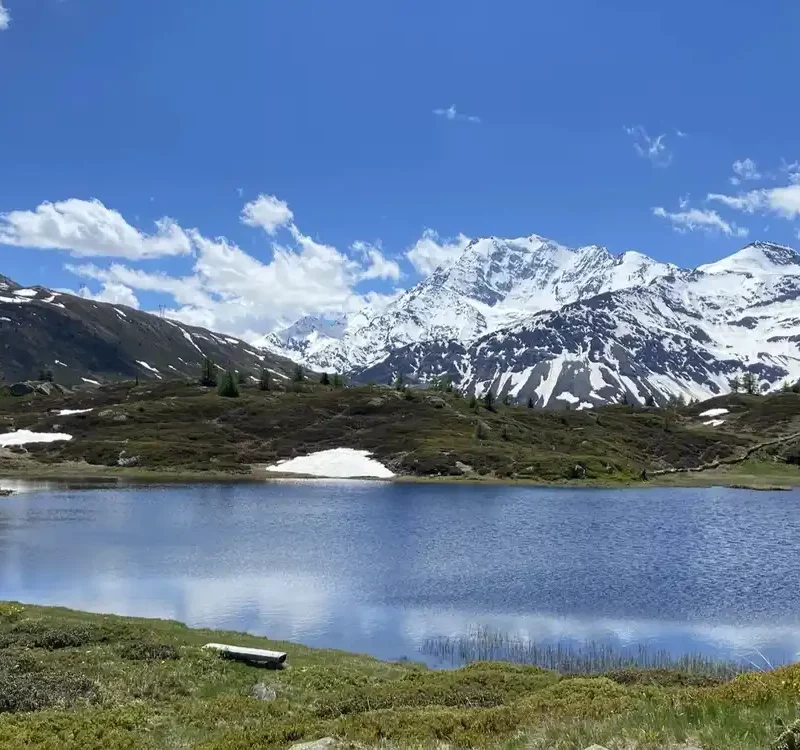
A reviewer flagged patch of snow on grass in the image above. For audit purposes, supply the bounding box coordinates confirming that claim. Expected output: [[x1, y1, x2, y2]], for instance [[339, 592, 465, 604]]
[[268, 368, 289, 380], [55, 360, 68, 367], [81, 378, 100, 386], [225, 337, 240, 345], [0, 296, 30, 304], [704, 419, 725, 427], [56, 409, 93, 416], [0, 317, 11, 322], [115, 308, 128, 318], [699, 408, 729, 418], [577, 402, 594, 410], [266, 448, 394, 479], [0, 430, 73, 447], [136, 360, 161, 374], [12, 289, 38, 298]]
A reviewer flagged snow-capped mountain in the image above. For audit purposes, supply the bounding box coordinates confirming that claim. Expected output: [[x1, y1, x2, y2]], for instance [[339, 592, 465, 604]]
[[259, 236, 800, 407], [357, 242, 800, 406], [261, 235, 676, 374]]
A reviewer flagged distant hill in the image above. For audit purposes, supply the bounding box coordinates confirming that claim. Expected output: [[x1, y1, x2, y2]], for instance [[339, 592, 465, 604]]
[[0, 274, 297, 386]]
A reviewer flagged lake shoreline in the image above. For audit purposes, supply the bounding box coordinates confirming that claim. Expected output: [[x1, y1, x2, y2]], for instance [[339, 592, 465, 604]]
[[0, 602, 797, 750], [1, 459, 798, 491]]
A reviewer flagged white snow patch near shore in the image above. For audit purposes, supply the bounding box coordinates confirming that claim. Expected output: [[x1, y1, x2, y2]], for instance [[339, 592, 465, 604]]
[[0, 430, 73, 447], [699, 408, 729, 418], [56, 408, 93, 416], [266, 448, 394, 479]]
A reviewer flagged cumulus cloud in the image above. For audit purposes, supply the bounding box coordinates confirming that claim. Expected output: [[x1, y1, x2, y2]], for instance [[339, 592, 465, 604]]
[[653, 206, 748, 237], [240, 194, 294, 235], [61, 195, 415, 338], [78, 282, 140, 309], [0, 2, 9, 31], [406, 229, 471, 275], [351, 240, 402, 282], [433, 105, 482, 124], [624, 126, 672, 167], [708, 184, 800, 219], [730, 158, 761, 185], [0, 199, 192, 259]]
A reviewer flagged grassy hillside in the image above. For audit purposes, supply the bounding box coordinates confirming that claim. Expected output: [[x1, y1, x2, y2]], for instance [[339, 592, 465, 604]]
[[0, 603, 797, 749], [1, 378, 800, 484]]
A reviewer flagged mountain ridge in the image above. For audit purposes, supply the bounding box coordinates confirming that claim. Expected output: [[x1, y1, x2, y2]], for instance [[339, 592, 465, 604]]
[[262, 238, 800, 407]]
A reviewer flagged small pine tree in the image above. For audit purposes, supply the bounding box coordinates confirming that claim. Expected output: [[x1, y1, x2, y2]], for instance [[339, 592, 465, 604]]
[[403, 386, 414, 401], [218, 370, 240, 398], [332, 373, 342, 387], [394, 373, 404, 391], [320, 372, 331, 386], [527, 397, 534, 409], [200, 357, 217, 387], [483, 390, 495, 412], [237, 371, 247, 385], [293, 364, 305, 382], [258, 369, 271, 391], [469, 394, 477, 409], [500, 424, 510, 441], [741, 371, 758, 395], [135, 375, 139, 387], [644, 393, 656, 408], [728, 374, 742, 393], [782, 380, 792, 393], [502, 393, 511, 407]]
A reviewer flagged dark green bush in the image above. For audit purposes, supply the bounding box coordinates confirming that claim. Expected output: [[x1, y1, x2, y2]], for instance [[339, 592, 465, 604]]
[[0, 670, 97, 713], [118, 641, 180, 661]]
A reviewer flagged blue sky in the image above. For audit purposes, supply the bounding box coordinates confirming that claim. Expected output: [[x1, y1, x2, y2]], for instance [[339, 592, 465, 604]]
[[1, 0, 799, 337]]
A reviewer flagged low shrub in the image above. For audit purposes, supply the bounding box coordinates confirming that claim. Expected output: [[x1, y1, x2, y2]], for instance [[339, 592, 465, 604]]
[[0, 670, 97, 713], [118, 641, 180, 661]]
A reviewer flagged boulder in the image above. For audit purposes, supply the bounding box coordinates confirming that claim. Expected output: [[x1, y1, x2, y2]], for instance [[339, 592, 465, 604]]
[[428, 398, 446, 409], [34, 382, 54, 396], [289, 739, 336, 750], [9, 382, 34, 397], [250, 682, 277, 701]]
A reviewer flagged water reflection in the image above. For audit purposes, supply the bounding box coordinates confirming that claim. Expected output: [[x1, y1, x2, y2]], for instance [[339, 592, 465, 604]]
[[0, 482, 798, 667]]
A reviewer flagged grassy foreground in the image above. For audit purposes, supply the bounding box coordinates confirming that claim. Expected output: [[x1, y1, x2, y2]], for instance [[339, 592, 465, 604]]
[[0, 604, 798, 749]]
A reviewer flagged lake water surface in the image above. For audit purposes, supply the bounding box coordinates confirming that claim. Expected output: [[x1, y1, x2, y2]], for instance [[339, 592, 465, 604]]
[[0, 480, 798, 668]]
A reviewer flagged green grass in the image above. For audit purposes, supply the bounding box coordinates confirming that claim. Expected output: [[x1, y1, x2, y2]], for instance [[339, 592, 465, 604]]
[[0, 603, 797, 749], [5, 379, 796, 486]]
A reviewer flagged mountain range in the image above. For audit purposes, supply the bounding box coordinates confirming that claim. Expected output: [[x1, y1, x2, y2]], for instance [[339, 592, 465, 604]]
[[263, 238, 800, 408], [0, 274, 295, 387]]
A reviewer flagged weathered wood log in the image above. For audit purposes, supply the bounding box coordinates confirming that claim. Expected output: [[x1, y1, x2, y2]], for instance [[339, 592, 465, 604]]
[[203, 643, 287, 666]]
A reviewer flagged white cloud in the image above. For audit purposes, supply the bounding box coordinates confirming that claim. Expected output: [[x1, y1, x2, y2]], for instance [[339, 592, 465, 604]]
[[240, 194, 294, 235], [63, 196, 409, 337], [433, 105, 482, 124], [0, 199, 192, 259], [0, 2, 10, 31], [653, 206, 748, 237], [78, 282, 140, 309], [351, 240, 402, 282], [708, 184, 800, 219], [405, 229, 471, 275], [676, 129, 688, 138], [730, 158, 761, 185], [624, 126, 672, 167]]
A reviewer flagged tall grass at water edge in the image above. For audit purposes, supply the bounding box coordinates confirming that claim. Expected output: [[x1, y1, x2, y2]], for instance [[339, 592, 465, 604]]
[[421, 626, 776, 676]]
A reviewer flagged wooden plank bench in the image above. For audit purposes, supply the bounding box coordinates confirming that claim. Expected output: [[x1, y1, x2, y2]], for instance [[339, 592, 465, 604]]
[[203, 643, 287, 666]]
